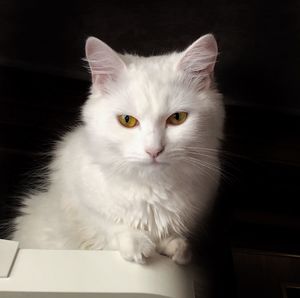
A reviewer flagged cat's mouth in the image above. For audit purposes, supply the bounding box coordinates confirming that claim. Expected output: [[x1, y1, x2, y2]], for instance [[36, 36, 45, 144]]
[[146, 158, 169, 166], [125, 156, 170, 167]]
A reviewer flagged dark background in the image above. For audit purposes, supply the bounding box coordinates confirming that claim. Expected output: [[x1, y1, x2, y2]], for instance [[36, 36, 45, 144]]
[[0, 1, 299, 297]]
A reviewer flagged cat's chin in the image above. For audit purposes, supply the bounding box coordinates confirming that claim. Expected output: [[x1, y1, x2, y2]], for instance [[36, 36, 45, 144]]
[[138, 161, 170, 177], [132, 158, 170, 169], [145, 159, 169, 166]]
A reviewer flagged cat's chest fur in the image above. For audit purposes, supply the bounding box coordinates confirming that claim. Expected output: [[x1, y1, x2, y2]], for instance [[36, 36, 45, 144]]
[[73, 165, 190, 240], [106, 179, 189, 237]]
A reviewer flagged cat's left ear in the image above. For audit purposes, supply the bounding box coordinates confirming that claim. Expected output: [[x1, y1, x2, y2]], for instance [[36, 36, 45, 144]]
[[85, 37, 126, 90], [178, 34, 218, 90]]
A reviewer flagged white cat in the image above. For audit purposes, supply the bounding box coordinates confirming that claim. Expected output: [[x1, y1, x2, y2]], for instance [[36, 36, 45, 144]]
[[12, 34, 224, 265]]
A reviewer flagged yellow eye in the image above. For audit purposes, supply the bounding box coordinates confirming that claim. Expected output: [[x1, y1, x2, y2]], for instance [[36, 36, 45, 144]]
[[167, 112, 188, 125], [118, 115, 138, 128]]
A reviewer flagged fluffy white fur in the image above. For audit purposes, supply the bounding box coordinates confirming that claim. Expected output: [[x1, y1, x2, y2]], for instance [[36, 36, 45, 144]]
[[12, 34, 224, 265]]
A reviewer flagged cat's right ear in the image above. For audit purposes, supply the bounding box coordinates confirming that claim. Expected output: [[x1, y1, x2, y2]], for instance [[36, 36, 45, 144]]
[[178, 34, 218, 90], [85, 37, 126, 90]]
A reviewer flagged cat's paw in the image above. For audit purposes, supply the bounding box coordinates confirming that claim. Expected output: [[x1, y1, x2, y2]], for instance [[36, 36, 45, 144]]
[[158, 237, 192, 265], [118, 231, 156, 264]]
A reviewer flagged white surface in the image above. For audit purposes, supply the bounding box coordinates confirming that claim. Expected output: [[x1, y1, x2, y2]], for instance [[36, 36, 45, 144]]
[[0, 241, 195, 298], [0, 239, 19, 278]]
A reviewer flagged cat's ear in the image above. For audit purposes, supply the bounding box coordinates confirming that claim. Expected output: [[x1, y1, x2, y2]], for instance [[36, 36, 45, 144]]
[[178, 34, 218, 90], [85, 37, 126, 90]]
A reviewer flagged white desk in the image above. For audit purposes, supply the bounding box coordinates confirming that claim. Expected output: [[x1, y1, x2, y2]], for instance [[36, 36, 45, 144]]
[[0, 239, 195, 298]]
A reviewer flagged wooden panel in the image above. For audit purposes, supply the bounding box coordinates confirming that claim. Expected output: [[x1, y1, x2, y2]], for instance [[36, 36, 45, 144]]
[[233, 249, 300, 298]]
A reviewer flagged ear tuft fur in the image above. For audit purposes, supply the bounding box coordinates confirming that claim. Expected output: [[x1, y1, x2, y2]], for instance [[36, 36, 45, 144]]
[[85, 37, 126, 89], [178, 34, 218, 90]]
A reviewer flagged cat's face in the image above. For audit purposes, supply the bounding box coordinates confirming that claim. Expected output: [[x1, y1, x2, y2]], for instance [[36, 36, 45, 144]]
[[83, 35, 224, 177]]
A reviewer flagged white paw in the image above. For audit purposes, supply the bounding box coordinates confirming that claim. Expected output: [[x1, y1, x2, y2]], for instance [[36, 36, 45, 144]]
[[159, 237, 192, 265], [118, 231, 156, 264]]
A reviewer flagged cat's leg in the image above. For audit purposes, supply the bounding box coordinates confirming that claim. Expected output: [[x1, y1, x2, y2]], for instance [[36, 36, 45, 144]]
[[79, 235, 106, 250], [106, 228, 156, 264], [118, 230, 156, 264], [157, 236, 192, 265]]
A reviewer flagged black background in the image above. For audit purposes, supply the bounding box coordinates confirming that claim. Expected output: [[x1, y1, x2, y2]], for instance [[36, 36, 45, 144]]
[[0, 1, 299, 297]]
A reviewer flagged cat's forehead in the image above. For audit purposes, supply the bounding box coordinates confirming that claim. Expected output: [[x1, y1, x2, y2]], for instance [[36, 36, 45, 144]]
[[111, 54, 192, 118], [115, 80, 172, 119], [122, 53, 179, 80]]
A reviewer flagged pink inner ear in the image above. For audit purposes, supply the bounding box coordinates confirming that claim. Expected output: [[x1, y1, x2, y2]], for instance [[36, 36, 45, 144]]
[[85, 37, 125, 87], [178, 34, 218, 89]]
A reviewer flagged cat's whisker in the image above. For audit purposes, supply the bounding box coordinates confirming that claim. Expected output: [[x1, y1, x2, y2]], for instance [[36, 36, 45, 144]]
[[184, 157, 221, 172], [167, 150, 219, 161], [171, 154, 234, 184], [106, 160, 131, 178], [182, 159, 220, 184], [173, 150, 218, 159], [182, 144, 246, 159]]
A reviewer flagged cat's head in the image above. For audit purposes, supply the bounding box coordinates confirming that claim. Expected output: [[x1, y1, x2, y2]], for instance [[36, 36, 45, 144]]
[[82, 35, 224, 178]]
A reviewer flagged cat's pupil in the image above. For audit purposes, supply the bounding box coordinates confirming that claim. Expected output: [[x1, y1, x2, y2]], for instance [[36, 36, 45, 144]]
[[174, 113, 180, 120], [125, 115, 130, 123]]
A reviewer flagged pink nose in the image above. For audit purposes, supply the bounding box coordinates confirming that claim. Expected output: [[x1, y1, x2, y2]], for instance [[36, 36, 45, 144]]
[[145, 147, 165, 158]]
